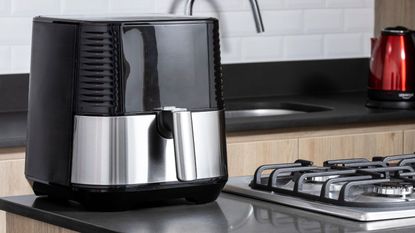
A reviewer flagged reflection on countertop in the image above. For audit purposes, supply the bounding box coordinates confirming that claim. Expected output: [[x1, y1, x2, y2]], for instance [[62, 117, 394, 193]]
[[1, 193, 415, 233]]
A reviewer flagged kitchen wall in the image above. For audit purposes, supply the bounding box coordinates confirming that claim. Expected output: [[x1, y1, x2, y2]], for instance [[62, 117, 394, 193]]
[[0, 0, 374, 74]]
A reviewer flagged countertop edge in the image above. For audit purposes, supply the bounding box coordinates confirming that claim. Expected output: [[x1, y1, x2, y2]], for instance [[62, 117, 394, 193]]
[[225, 115, 415, 133], [0, 196, 112, 233]]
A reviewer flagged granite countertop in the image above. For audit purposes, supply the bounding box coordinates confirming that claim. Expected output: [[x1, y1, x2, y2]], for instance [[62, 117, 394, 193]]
[[1, 193, 413, 233], [225, 91, 415, 132]]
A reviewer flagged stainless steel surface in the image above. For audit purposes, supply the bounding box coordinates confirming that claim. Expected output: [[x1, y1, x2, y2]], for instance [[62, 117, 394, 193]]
[[71, 111, 226, 185], [184, 0, 265, 33], [224, 176, 415, 221], [219, 194, 415, 233], [192, 110, 227, 179], [225, 109, 306, 118], [71, 114, 177, 185], [171, 109, 197, 181], [308, 175, 340, 183], [373, 182, 414, 197]]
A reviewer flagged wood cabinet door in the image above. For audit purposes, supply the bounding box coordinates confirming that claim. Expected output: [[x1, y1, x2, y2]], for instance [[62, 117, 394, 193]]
[[299, 131, 403, 165], [404, 129, 415, 154], [0, 159, 33, 233], [0, 159, 32, 197], [226, 139, 298, 176], [375, 0, 415, 36], [0, 148, 32, 233], [6, 213, 77, 233]]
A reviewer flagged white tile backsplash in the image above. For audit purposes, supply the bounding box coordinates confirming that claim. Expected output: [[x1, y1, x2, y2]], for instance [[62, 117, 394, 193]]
[[196, 0, 246, 12], [12, 0, 60, 16], [218, 11, 257, 37], [0, 0, 374, 74], [304, 9, 344, 33], [10, 45, 29, 72], [284, 0, 325, 9], [324, 33, 363, 58], [0, 46, 11, 72], [61, 0, 109, 15], [108, 0, 155, 13], [220, 37, 242, 64], [250, 0, 284, 10], [242, 36, 283, 62], [283, 35, 323, 60], [154, 0, 185, 14], [363, 32, 373, 57], [262, 10, 303, 35], [344, 8, 374, 32], [0, 0, 10, 16], [365, 0, 374, 8], [0, 17, 31, 44], [326, 0, 367, 8]]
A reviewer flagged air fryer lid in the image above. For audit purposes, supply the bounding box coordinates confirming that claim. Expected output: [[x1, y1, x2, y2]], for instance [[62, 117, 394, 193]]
[[34, 15, 215, 23]]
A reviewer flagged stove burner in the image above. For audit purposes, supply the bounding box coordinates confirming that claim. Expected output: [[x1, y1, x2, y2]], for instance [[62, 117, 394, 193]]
[[373, 181, 414, 197], [250, 156, 415, 208], [227, 154, 415, 221]]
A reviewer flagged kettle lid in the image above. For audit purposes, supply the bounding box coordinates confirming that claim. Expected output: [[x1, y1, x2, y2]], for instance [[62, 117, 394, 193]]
[[382, 26, 412, 35]]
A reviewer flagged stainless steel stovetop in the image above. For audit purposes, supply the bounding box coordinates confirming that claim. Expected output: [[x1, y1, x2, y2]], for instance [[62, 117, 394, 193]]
[[224, 154, 415, 222]]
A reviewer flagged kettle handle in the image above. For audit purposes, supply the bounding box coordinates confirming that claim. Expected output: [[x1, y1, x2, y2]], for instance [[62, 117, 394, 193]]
[[158, 107, 197, 181]]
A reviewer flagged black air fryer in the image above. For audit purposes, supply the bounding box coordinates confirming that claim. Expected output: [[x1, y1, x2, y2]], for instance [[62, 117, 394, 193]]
[[26, 16, 227, 210]]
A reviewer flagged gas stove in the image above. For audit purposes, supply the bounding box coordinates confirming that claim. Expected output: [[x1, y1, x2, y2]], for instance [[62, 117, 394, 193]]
[[224, 154, 415, 221]]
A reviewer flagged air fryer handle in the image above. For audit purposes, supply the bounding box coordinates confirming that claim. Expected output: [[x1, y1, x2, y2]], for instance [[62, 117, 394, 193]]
[[158, 107, 197, 181]]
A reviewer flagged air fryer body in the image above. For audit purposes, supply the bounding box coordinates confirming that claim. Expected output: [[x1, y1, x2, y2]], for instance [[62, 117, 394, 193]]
[[26, 16, 227, 209]]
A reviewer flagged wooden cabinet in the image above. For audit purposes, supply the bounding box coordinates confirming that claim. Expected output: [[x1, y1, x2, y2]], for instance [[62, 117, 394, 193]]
[[299, 131, 403, 165], [227, 121, 415, 176], [0, 159, 33, 197], [375, 0, 415, 36], [6, 213, 76, 233], [227, 139, 298, 176], [0, 148, 32, 233], [404, 129, 415, 154]]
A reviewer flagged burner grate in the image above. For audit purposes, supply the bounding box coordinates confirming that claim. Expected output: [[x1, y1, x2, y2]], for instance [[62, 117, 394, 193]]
[[250, 154, 415, 208]]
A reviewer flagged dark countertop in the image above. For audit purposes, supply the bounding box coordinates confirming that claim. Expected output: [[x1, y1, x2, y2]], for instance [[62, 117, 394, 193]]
[[225, 91, 415, 132], [3, 91, 415, 147], [0, 193, 414, 233], [0, 74, 28, 148], [0, 111, 27, 147]]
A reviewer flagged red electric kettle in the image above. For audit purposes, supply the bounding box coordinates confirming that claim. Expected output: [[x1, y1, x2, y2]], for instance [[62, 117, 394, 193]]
[[367, 26, 415, 109]]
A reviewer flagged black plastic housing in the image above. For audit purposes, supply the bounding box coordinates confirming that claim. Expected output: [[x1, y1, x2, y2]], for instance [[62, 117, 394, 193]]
[[71, 16, 223, 116], [25, 16, 226, 208]]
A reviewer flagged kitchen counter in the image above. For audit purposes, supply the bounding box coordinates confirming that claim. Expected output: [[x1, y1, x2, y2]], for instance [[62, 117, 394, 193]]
[[3, 91, 415, 147], [0, 193, 414, 233], [226, 91, 415, 132], [1, 59, 379, 147]]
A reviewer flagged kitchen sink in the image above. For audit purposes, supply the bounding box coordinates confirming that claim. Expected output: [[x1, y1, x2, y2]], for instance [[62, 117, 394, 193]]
[[225, 102, 332, 119]]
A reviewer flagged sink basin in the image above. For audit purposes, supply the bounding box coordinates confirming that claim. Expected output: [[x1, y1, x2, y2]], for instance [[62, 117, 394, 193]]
[[225, 109, 305, 118], [225, 102, 332, 119]]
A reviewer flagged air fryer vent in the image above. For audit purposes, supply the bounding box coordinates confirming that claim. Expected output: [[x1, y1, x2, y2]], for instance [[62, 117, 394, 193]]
[[76, 25, 120, 115], [212, 22, 224, 109]]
